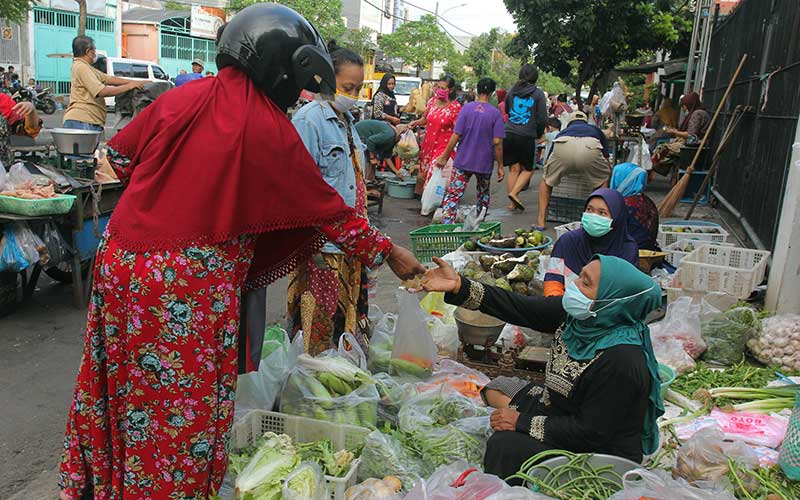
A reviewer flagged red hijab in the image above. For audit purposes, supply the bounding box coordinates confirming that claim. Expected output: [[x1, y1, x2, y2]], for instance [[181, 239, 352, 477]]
[[107, 67, 352, 290], [0, 93, 22, 125]]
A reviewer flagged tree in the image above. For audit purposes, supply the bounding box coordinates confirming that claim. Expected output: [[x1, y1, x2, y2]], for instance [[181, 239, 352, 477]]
[[228, 0, 347, 43], [341, 27, 375, 57], [444, 51, 469, 86], [0, 0, 33, 24], [378, 15, 453, 77], [504, 0, 688, 103], [76, 0, 87, 36]]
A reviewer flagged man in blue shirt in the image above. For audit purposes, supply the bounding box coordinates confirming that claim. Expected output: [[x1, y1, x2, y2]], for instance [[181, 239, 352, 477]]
[[535, 111, 612, 229], [175, 59, 204, 87]]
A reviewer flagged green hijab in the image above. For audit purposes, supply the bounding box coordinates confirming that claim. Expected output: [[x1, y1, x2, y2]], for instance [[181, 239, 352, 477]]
[[560, 254, 665, 455]]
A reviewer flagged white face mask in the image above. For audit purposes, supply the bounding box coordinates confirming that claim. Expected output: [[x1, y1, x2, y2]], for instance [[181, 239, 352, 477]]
[[332, 92, 358, 113]]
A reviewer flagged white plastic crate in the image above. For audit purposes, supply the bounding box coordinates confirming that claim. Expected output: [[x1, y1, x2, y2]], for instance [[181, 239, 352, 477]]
[[230, 410, 370, 500], [657, 223, 729, 248], [665, 269, 708, 303], [665, 238, 736, 267], [679, 244, 771, 300], [554, 221, 581, 241]]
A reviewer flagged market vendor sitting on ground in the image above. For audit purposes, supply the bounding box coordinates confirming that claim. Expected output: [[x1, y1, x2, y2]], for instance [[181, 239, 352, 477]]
[[436, 77, 505, 225], [544, 188, 639, 296], [421, 254, 664, 480], [535, 110, 612, 231], [611, 162, 659, 251], [354, 119, 406, 180], [0, 92, 42, 166], [63, 36, 144, 133]]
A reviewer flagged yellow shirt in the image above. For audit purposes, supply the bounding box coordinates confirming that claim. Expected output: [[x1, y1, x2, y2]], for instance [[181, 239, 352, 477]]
[[64, 58, 109, 127]]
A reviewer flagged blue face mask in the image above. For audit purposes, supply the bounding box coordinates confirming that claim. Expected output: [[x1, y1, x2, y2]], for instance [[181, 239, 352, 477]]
[[562, 281, 596, 320], [582, 212, 613, 237]]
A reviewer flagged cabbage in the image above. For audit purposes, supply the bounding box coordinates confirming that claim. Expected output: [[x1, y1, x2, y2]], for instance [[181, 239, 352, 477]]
[[283, 463, 323, 500], [235, 433, 299, 500]]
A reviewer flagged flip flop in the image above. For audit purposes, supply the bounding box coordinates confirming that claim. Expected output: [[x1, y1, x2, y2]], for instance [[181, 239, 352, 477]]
[[531, 225, 546, 232], [508, 194, 525, 211]]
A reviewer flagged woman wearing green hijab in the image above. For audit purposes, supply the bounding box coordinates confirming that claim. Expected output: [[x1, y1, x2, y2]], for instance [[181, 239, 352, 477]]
[[421, 254, 664, 480]]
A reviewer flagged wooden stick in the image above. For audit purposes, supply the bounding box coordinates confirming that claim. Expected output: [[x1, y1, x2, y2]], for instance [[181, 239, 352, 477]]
[[684, 106, 748, 219], [658, 54, 748, 217]]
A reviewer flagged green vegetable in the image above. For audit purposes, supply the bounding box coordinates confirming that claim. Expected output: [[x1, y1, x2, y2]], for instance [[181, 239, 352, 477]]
[[512, 281, 529, 295], [463, 240, 478, 251], [297, 354, 372, 386], [235, 433, 299, 500], [284, 464, 321, 500], [495, 278, 512, 292], [507, 450, 624, 500], [701, 307, 759, 365], [693, 385, 800, 413], [317, 372, 354, 396], [507, 264, 534, 283], [671, 360, 799, 406], [296, 439, 356, 477], [389, 358, 431, 379]]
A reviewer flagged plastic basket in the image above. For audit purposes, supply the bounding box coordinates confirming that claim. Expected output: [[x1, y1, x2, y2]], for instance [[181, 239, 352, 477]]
[[665, 269, 736, 304], [230, 410, 370, 500], [547, 196, 585, 223], [657, 223, 729, 248], [554, 221, 581, 241], [410, 222, 501, 263], [679, 244, 771, 300], [665, 239, 736, 267], [0, 194, 76, 216]]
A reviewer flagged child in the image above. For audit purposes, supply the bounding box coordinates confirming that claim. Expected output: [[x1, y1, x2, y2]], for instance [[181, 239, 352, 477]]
[[536, 117, 562, 168]]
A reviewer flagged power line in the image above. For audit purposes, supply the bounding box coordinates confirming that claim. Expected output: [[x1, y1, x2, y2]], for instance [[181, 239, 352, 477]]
[[400, 0, 478, 37], [361, 0, 471, 49]]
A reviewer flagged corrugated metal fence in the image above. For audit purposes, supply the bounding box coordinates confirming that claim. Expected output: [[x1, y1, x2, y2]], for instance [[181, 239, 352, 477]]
[[703, 0, 800, 249]]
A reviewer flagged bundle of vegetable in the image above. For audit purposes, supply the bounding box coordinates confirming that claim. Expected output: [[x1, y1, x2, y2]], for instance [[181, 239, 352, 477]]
[[296, 439, 356, 478], [374, 373, 419, 426], [693, 385, 800, 413], [358, 430, 430, 490], [701, 305, 759, 365], [462, 251, 541, 295], [368, 312, 396, 374], [747, 314, 800, 372], [280, 354, 379, 428], [234, 432, 300, 500], [726, 463, 800, 500], [414, 420, 486, 468], [398, 388, 488, 432], [282, 462, 325, 500], [390, 291, 438, 380], [506, 450, 624, 500]]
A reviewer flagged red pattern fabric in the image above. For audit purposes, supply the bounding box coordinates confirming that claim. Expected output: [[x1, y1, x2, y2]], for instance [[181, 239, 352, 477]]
[[419, 98, 461, 168], [106, 66, 352, 290]]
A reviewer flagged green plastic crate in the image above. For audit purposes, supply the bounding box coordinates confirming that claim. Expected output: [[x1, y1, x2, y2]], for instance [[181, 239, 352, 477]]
[[0, 194, 77, 216], [410, 222, 501, 263]]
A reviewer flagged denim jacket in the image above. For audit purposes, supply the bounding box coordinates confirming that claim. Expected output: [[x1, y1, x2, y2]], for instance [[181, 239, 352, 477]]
[[292, 100, 366, 254]]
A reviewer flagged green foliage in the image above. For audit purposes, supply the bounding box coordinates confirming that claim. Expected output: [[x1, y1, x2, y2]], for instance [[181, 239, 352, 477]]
[[164, 0, 190, 11], [378, 15, 453, 76], [537, 71, 568, 95], [1, 0, 35, 23], [228, 0, 347, 43], [504, 0, 690, 97], [444, 51, 469, 86], [341, 27, 376, 57]]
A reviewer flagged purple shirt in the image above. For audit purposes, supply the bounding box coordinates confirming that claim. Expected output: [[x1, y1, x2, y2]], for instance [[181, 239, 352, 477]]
[[453, 101, 505, 175]]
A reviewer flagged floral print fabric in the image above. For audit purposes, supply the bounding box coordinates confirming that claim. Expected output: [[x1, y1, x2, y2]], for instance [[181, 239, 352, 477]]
[[441, 168, 491, 224], [420, 98, 462, 168], [59, 234, 256, 500]]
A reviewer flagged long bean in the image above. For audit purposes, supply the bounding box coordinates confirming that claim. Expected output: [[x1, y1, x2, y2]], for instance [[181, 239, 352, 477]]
[[508, 450, 624, 500]]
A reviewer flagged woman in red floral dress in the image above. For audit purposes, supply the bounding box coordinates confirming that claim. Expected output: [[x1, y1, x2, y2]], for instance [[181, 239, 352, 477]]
[[409, 74, 462, 196], [58, 6, 424, 500]]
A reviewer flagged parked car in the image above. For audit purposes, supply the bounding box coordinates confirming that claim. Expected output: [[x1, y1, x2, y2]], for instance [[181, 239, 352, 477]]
[[93, 55, 173, 109], [358, 76, 422, 118]]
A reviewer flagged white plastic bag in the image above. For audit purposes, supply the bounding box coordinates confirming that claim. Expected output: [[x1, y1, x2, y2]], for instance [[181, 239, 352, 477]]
[[626, 138, 653, 171], [653, 337, 696, 375], [430, 318, 458, 360], [283, 462, 325, 500], [608, 468, 736, 500], [649, 297, 706, 359], [235, 327, 301, 414], [421, 167, 447, 216], [397, 129, 420, 159], [462, 206, 487, 232], [390, 291, 438, 380], [338, 332, 368, 370], [0, 162, 6, 192], [747, 314, 800, 372]]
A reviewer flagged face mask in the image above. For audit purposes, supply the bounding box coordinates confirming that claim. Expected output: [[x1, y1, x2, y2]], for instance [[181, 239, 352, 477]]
[[582, 212, 613, 237], [332, 91, 358, 113], [562, 281, 596, 320], [434, 88, 449, 100]]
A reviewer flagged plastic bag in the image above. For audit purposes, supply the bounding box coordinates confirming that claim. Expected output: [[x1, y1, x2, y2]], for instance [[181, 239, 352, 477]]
[[368, 310, 397, 374], [0, 226, 30, 272], [421, 167, 447, 216], [374, 372, 419, 426], [37, 222, 68, 266], [283, 462, 325, 500], [606, 82, 627, 116], [280, 355, 379, 428], [625, 138, 653, 171], [747, 313, 800, 372], [484, 488, 556, 500], [417, 359, 490, 402], [462, 206, 487, 233], [430, 318, 459, 360], [397, 387, 488, 433], [653, 337, 696, 375], [397, 129, 420, 159], [0, 162, 6, 192], [649, 297, 706, 359], [13, 223, 48, 267], [674, 426, 759, 485], [236, 327, 301, 414], [420, 291, 457, 325], [709, 408, 789, 448], [338, 332, 368, 370], [779, 393, 800, 479], [414, 416, 490, 468], [391, 291, 438, 380], [608, 468, 737, 500], [701, 302, 759, 365], [404, 463, 506, 500], [358, 430, 428, 490], [344, 478, 404, 500]]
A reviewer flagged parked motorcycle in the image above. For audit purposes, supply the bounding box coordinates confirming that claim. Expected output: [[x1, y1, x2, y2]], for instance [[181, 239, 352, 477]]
[[12, 87, 57, 115]]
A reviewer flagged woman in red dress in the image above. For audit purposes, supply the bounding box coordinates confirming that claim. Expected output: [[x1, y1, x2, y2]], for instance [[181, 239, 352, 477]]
[[409, 74, 462, 196], [58, 6, 424, 500]]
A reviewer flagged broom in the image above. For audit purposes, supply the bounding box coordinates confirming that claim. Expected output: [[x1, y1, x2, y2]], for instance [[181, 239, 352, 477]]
[[658, 54, 748, 218]]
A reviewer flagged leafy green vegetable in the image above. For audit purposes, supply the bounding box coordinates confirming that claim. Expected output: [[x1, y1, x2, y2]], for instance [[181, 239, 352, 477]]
[[296, 439, 356, 477], [283, 464, 322, 500], [235, 433, 299, 500]]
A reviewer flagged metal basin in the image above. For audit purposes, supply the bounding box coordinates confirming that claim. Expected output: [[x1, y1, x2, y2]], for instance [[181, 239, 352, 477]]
[[50, 128, 101, 155], [454, 308, 505, 347]]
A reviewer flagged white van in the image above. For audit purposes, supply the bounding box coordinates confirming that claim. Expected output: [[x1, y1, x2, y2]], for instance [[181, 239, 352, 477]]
[[94, 56, 173, 109], [359, 76, 422, 112]]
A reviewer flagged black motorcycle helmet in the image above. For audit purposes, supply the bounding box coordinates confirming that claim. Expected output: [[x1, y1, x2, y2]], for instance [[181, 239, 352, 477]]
[[216, 3, 336, 110]]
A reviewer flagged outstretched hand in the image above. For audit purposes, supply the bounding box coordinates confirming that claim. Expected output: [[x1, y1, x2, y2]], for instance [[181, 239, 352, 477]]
[[420, 257, 461, 294], [386, 245, 427, 280]]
